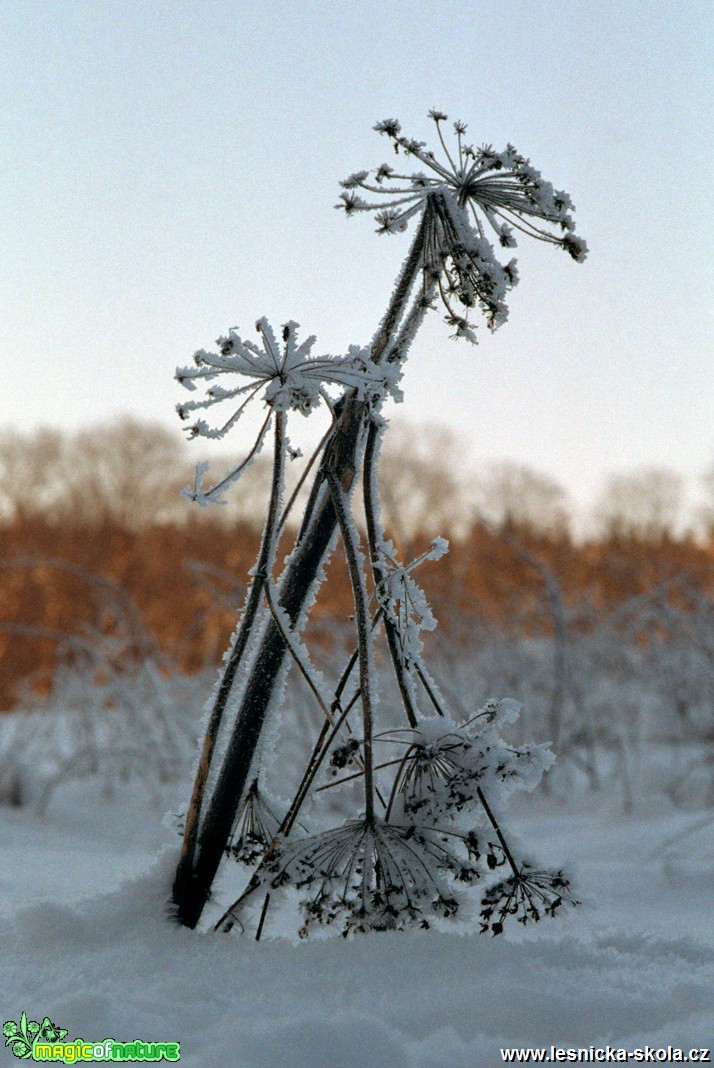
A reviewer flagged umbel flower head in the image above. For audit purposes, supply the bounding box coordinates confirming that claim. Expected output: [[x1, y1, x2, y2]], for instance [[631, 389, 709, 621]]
[[176, 317, 396, 506], [479, 865, 579, 935], [338, 111, 587, 341], [176, 318, 386, 441], [224, 778, 281, 866], [262, 816, 483, 936], [383, 707, 555, 823]]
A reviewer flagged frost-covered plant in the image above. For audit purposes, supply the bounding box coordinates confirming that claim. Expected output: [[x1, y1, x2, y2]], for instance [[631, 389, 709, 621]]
[[18, 654, 199, 813], [338, 111, 587, 340], [175, 319, 388, 503], [172, 111, 585, 934], [214, 695, 575, 938]]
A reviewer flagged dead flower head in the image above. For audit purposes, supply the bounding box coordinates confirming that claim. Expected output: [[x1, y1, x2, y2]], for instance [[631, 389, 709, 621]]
[[337, 111, 587, 341]]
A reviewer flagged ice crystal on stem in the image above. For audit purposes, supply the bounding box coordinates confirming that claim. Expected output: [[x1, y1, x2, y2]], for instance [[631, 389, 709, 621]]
[[373, 538, 439, 669], [385, 710, 555, 823]]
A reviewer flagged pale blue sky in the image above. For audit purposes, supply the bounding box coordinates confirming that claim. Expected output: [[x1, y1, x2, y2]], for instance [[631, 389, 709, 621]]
[[2, 0, 712, 515]]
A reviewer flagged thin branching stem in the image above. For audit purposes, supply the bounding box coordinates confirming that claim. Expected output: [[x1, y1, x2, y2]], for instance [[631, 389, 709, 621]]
[[255, 893, 271, 941], [214, 628, 383, 934], [415, 661, 446, 717], [196, 407, 271, 496], [263, 581, 334, 726], [363, 418, 419, 728], [316, 757, 405, 793], [278, 420, 335, 533], [384, 744, 418, 821], [282, 692, 360, 835], [280, 608, 388, 837], [474, 786, 520, 879], [325, 467, 376, 824]]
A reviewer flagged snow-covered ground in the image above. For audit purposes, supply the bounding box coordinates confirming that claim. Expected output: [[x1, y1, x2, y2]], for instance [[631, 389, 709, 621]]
[[2, 784, 713, 1067]]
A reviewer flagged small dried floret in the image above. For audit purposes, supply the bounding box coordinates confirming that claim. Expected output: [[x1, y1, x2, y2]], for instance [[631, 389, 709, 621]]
[[374, 118, 401, 137], [340, 170, 370, 189], [562, 233, 589, 262], [428, 536, 449, 561], [337, 190, 369, 215], [329, 737, 361, 771], [480, 866, 578, 935], [375, 209, 408, 235], [446, 314, 478, 344]]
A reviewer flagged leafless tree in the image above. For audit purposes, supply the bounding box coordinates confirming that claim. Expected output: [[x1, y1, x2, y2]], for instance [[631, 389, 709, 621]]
[[473, 461, 572, 537], [0, 428, 66, 522], [0, 418, 276, 531], [593, 467, 685, 541], [377, 422, 466, 547], [698, 463, 714, 540]]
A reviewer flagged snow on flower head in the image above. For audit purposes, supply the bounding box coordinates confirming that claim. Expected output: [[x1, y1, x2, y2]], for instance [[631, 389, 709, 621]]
[[385, 711, 554, 823], [337, 111, 587, 342], [175, 318, 397, 507], [428, 536, 449, 561], [176, 318, 389, 441]]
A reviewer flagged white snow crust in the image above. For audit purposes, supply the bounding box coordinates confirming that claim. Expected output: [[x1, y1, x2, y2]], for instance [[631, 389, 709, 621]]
[[2, 788, 713, 1066]]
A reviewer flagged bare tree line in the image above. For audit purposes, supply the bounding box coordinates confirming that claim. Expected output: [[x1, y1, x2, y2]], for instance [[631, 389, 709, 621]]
[[1, 417, 712, 542]]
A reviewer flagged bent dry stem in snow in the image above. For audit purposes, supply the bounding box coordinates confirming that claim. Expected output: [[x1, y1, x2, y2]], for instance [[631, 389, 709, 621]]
[[171, 111, 585, 935]]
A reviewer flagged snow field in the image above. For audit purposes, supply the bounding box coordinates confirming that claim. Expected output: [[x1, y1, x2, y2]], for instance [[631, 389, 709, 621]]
[[2, 789, 712, 1067]]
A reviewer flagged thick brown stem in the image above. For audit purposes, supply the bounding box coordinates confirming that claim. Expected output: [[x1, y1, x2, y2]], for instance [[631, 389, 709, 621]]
[[172, 413, 284, 924]]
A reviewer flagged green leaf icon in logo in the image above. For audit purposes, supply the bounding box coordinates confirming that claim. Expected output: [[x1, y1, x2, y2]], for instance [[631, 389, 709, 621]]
[[3, 1013, 69, 1059]]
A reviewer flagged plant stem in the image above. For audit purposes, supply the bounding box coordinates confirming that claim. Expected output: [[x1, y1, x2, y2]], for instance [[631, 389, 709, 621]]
[[278, 422, 334, 533], [325, 467, 375, 824], [172, 412, 285, 926], [363, 418, 419, 728], [475, 786, 520, 879], [263, 580, 334, 726], [255, 893, 271, 941]]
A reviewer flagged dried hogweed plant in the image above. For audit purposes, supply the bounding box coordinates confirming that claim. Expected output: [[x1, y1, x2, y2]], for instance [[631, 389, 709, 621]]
[[171, 111, 585, 936]]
